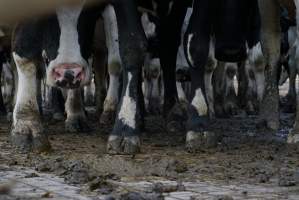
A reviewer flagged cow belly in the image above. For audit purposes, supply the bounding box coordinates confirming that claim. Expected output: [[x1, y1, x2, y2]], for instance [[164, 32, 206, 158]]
[[213, 0, 257, 62]]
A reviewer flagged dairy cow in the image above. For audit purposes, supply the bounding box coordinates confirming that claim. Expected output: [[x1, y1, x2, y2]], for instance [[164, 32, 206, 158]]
[[184, 0, 262, 151], [11, 0, 147, 154]]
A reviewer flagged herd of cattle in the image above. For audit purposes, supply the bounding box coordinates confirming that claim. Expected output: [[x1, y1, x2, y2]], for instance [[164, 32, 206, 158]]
[[0, 0, 299, 155]]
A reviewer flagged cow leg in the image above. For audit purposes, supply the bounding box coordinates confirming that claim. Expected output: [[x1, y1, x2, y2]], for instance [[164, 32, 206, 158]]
[[213, 62, 226, 117], [223, 63, 238, 116], [93, 17, 107, 116], [65, 88, 91, 133], [284, 53, 296, 113], [204, 60, 216, 119], [106, 2, 147, 154], [2, 62, 14, 113], [100, 5, 122, 126], [84, 83, 94, 106], [244, 63, 257, 115], [11, 53, 50, 152], [185, 0, 217, 151], [0, 62, 6, 115], [159, 1, 188, 132], [143, 56, 161, 115], [51, 87, 65, 121], [258, 0, 281, 130]]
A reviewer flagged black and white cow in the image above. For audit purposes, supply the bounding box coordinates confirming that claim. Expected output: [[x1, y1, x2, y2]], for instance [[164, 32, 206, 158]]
[[11, 0, 148, 154], [183, 0, 262, 151]]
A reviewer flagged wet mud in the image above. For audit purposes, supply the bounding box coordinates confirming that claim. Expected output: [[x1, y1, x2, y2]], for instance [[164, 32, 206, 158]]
[[1, 106, 299, 198]]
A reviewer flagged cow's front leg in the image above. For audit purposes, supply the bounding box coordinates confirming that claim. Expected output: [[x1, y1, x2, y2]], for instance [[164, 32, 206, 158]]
[[65, 89, 91, 133], [106, 2, 147, 154], [184, 1, 217, 152], [11, 53, 50, 152], [258, 0, 281, 130]]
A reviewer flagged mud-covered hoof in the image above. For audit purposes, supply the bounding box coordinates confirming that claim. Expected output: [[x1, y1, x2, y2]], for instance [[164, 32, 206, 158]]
[[100, 111, 116, 126], [165, 103, 187, 133], [65, 116, 92, 133], [107, 135, 140, 155], [287, 132, 299, 144], [52, 112, 64, 121], [186, 131, 218, 152], [11, 120, 51, 153]]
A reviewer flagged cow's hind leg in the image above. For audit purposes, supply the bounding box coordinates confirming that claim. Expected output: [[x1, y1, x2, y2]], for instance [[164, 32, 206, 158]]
[[65, 88, 91, 133], [106, 2, 147, 154]]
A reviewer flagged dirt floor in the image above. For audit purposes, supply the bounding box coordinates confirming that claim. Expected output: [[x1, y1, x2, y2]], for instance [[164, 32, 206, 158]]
[[1, 100, 299, 199]]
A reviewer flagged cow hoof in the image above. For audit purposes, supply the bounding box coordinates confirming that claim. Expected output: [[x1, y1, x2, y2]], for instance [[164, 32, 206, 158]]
[[287, 132, 299, 144], [11, 120, 51, 152], [186, 131, 218, 152], [107, 135, 140, 155], [100, 111, 116, 126], [53, 112, 64, 121], [65, 116, 92, 133], [166, 103, 187, 133]]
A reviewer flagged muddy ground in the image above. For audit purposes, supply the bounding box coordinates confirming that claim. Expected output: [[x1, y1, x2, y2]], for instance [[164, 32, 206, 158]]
[[1, 101, 299, 199]]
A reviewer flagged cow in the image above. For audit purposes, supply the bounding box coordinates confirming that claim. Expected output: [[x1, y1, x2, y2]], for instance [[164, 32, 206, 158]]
[[183, 0, 263, 151], [11, 0, 148, 154]]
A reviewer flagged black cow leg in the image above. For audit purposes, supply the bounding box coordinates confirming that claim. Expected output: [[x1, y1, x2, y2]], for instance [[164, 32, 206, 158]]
[[0, 63, 7, 116], [184, 0, 218, 151], [185, 66, 218, 151], [51, 87, 65, 121], [159, 1, 188, 133], [106, 1, 147, 154], [258, 0, 280, 131]]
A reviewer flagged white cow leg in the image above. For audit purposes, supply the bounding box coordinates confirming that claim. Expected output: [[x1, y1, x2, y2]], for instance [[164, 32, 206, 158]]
[[65, 88, 91, 133], [100, 68, 120, 125], [11, 53, 50, 152], [100, 5, 121, 125]]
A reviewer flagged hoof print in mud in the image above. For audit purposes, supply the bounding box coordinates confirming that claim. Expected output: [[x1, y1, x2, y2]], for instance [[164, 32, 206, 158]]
[[65, 116, 92, 133], [107, 135, 140, 155], [186, 131, 218, 152], [11, 120, 51, 152]]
